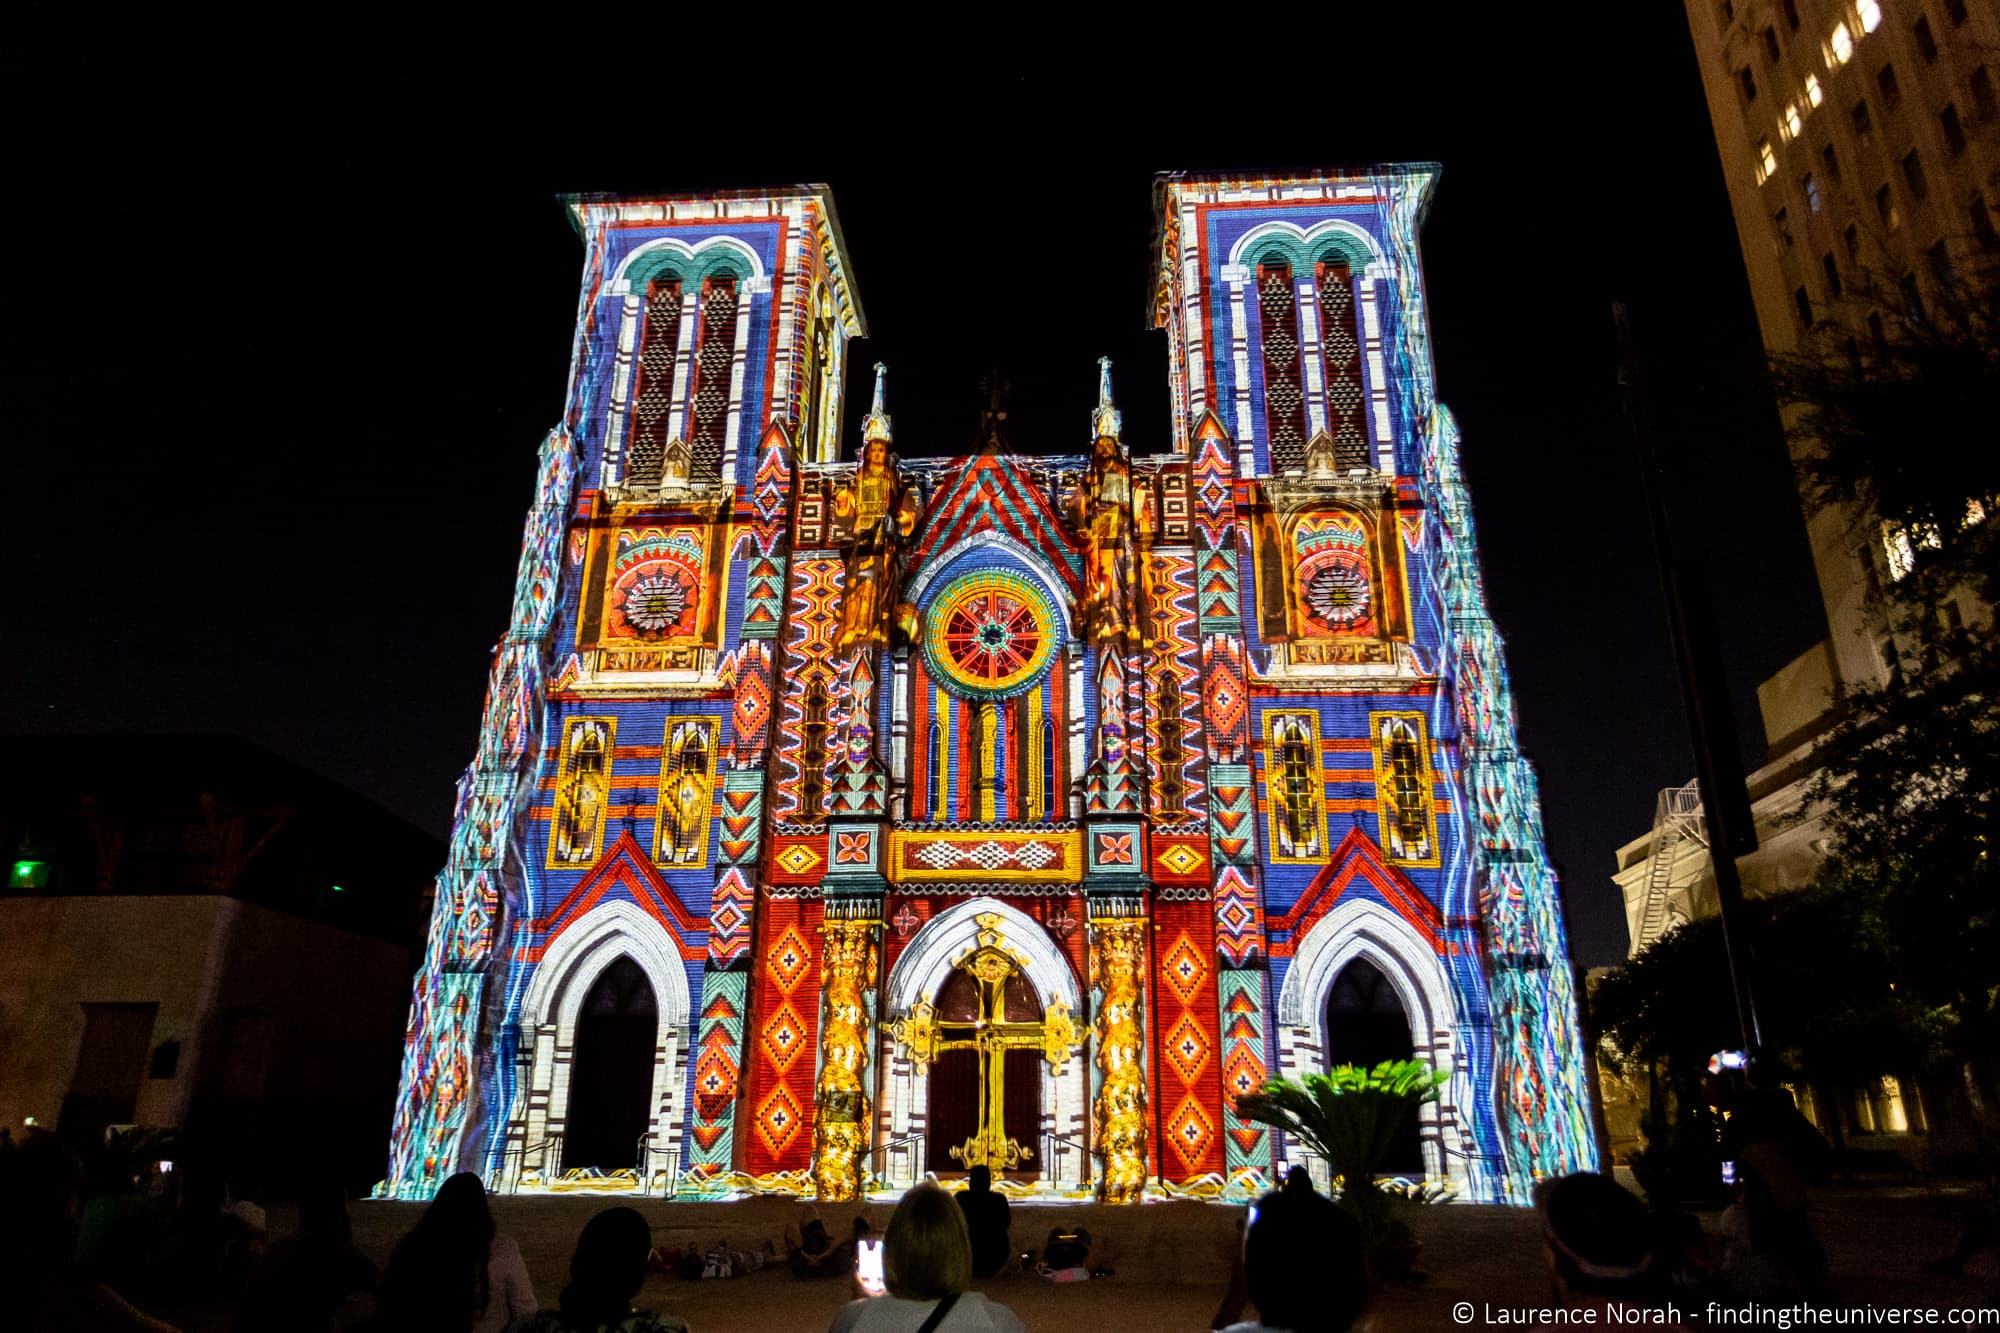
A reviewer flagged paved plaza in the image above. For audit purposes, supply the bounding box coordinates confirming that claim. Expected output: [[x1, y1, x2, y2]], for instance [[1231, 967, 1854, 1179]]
[[150, 1181, 1997, 1331]]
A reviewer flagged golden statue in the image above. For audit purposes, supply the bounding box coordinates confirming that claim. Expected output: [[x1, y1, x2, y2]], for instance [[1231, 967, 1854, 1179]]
[[810, 919, 878, 1201], [1072, 358, 1136, 650], [834, 364, 921, 651], [1090, 915, 1148, 1204], [887, 913, 1078, 1178]]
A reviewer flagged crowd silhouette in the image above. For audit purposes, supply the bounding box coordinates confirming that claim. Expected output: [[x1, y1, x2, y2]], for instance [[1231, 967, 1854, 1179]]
[[8, 1120, 1975, 1332]]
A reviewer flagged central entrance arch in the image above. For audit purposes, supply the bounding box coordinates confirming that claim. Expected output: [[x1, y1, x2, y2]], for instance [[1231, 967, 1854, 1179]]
[[881, 897, 1089, 1190], [564, 956, 658, 1171], [922, 953, 1047, 1178]]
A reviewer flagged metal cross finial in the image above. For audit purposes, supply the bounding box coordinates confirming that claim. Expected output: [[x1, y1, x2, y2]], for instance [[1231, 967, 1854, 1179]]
[[863, 363, 893, 446], [1092, 356, 1122, 441]]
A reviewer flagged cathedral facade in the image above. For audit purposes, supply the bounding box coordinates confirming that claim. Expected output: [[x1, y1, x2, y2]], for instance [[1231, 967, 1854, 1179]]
[[385, 169, 1597, 1205]]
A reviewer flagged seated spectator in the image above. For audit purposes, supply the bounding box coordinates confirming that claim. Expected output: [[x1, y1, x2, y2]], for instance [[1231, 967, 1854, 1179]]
[[508, 1206, 687, 1333], [235, 1177, 378, 1332], [955, 1166, 1012, 1279], [379, 1172, 535, 1333], [1034, 1225, 1094, 1283], [1534, 1173, 1670, 1317], [828, 1182, 1024, 1332], [787, 1207, 851, 1279], [1217, 1187, 1366, 1333]]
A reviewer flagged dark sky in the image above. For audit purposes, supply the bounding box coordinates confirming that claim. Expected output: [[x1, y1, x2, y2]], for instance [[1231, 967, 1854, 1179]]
[[1, 12, 1826, 966]]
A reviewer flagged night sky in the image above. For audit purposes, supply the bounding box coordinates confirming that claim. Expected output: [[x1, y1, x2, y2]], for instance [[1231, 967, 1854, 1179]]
[[1, 12, 1826, 966]]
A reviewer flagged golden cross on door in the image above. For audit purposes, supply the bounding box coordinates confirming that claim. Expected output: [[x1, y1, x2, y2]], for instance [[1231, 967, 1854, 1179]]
[[888, 913, 1078, 1177]]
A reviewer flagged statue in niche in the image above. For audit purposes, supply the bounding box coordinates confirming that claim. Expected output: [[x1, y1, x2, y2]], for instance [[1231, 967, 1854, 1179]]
[[1073, 357, 1136, 650], [834, 364, 921, 651]]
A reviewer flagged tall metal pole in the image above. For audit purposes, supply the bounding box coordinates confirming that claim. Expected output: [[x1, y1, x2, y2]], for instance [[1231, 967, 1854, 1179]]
[[1614, 302, 1767, 1058]]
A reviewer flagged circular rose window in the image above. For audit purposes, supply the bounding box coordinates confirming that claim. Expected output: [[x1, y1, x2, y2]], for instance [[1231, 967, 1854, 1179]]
[[923, 570, 1058, 698]]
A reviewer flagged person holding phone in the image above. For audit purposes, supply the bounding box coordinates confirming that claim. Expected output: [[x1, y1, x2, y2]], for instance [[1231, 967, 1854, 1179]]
[[828, 1183, 1024, 1332]]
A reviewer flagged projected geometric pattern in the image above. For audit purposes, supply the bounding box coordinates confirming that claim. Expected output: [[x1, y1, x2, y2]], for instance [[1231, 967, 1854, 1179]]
[[386, 170, 1595, 1207]]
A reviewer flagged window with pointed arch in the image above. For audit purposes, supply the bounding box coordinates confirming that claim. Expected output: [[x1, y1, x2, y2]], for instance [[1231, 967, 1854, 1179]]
[[1263, 709, 1328, 864], [548, 717, 617, 868], [626, 276, 684, 486], [1314, 258, 1369, 470], [800, 284, 837, 462], [686, 274, 740, 481], [655, 717, 718, 868], [1370, 711, 1440, 867], [1255, 258, 1310, 474], [798, 677, 830, 820]]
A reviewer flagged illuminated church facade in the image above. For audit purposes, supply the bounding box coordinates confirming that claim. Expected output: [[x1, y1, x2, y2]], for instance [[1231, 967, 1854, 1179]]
[[385, 169, 1598, 1205]]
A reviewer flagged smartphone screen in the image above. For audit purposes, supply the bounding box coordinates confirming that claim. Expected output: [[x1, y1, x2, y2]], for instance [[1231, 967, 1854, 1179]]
[[856, 1238, 885, 1295]]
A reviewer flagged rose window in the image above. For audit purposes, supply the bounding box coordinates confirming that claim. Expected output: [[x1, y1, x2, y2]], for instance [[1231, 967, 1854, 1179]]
[[923, 570, 1058, 698]]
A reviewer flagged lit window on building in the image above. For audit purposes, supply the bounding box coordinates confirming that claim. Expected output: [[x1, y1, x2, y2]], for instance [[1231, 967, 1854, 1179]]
[[1784, 101, 1804, 139], [1853, 1075, 1914, 1134], [1758, 139, 1778, 182], [1805, 73, 1823, 107], [1883, 524, 1915, 581], [1804, 171, 1822, 212], [1856, 0, 1881, 34], [1828, 21, 1854, 67]]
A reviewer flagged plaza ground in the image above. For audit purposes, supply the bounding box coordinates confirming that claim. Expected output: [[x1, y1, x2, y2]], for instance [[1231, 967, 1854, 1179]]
[[155, 1178, 1997, 1331]]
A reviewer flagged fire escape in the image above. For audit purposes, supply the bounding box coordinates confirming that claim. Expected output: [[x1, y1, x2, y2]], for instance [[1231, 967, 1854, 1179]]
[[1634, 782, 1705, 952]]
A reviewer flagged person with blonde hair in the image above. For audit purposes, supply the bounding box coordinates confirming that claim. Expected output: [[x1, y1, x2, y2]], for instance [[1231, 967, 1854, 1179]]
[[827, 1183, 1023, 1332]]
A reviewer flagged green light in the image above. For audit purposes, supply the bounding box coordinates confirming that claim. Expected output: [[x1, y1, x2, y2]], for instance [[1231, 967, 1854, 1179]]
[[330, 884, 346, 894], [10, 860, 50, 890]]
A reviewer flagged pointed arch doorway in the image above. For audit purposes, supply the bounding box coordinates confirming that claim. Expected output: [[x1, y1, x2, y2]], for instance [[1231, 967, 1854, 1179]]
[[1324, 957, 1423, 1176], [564, 955, 657, 1171], [921, 955, 1048, 1179]]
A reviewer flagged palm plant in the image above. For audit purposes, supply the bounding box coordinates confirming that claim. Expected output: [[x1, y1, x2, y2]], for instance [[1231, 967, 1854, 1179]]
[[1235, 1060, 1449, 1231]]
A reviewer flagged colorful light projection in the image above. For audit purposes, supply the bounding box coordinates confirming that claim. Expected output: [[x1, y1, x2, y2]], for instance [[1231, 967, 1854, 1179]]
[[385, 174, 1596, 1208], [1384, 181, 1600, 1195]]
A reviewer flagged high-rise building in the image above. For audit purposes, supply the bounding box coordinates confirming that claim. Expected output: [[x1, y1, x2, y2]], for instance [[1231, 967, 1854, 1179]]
[[1607, 2, 1997, 1152], [1683, 0, 1997, 697], [383, 171, 1598, 1205]]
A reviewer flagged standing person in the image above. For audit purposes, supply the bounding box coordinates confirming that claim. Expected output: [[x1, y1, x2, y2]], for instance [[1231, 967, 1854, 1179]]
[[235, 1177, 378, 1332], [508, 1206, 688, 1333], [954, 1166, 1012, 1279], [827, 1183, 1024, 1333], [378, 1172, 535, 1333], [1217, 1188, 1367, 1333]]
